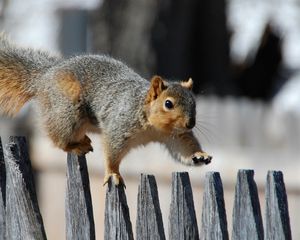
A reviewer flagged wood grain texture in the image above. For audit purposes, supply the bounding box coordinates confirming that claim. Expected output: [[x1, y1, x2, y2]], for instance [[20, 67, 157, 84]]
[[104, 179, 133, 240], [265, 171, 291, 240], [65, 153, 95, 240], [0, 136, 294, 240], [0, 138, 6, 240], [136, 174, 165, 240], [232, 169, 263, 240], [4, 136, 46, 240], [200, 172, 229, 240], [169, 172, 199, 240]]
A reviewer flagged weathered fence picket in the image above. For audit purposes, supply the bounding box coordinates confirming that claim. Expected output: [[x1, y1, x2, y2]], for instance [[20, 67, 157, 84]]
[[65, 153, 95, 240], [169, 172, 199, 240], [136, 174, 165, 240], [232, 169, 264, 240], [104, 179, 133, 240], [0, 138, 5, 240], [265, 171, 292, 240], [200, 172, 229, 240], [0, 136, 294, 239], [4, 137, 46, 240]]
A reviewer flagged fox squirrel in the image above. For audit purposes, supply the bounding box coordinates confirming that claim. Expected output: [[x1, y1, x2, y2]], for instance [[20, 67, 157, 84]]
[[0, 34, 212, 185]]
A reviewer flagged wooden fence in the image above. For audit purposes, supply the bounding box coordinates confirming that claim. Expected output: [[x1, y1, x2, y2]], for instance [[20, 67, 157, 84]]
[[0, 137, 292, 240]]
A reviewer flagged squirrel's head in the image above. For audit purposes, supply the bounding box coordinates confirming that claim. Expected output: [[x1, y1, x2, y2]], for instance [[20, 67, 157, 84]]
[[144, 75, 196, 134]]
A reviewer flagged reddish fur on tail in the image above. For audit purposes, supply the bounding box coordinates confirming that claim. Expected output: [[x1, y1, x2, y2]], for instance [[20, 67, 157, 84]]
[[0, 34, 59, 116], [0, 65, 34, 116]]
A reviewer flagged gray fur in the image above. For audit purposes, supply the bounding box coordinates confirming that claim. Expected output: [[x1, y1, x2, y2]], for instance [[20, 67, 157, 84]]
[[36, 55, 150, 155]]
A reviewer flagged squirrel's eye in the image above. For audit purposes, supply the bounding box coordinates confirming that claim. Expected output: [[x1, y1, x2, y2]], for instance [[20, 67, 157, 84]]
[[165, 100, 174, 109]]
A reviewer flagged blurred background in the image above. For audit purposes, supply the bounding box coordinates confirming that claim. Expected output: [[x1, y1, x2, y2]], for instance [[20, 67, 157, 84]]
[[0, 0, 300, 239]]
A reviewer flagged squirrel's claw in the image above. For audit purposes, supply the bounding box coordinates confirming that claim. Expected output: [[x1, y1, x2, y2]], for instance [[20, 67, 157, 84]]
[[69, 135, 93, 155], [103, 173, 126, 188], [192, 152, 212, 165]]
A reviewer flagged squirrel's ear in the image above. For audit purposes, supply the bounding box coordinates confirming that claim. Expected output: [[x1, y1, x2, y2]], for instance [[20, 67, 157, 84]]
[[146, 75, 167, 103], [181, 78, 193, 90]]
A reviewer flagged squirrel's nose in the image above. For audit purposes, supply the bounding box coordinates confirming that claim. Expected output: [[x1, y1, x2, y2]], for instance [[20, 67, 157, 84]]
[[186, 119, 195, 129]]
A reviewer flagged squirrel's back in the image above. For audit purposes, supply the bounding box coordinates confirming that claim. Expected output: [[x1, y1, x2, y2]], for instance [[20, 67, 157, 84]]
[[45, 54, 150, 132]]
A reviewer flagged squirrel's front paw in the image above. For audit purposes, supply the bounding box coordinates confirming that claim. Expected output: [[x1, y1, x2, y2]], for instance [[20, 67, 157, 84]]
[[192, 152, 212, 165], [103, 173, 126, 187]]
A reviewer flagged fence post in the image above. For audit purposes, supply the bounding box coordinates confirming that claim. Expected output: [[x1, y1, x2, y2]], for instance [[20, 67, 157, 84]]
[[104, 179, 133, 240], [232, 169, 263, 240], [265, 171, 291, 240], [65, 153, 95, 240], [4, 136, 46, 240], [169, 172, 199, 240], [136, 174, 166, 240], [200, 172, 229, 240], [0, 138, 6, 240]]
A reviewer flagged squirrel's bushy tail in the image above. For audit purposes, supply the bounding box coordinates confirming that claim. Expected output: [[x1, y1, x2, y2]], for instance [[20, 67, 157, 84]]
[[0, 34, 60, 116]]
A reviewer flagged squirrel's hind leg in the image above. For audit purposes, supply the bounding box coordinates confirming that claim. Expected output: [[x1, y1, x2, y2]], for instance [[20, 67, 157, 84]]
[[37, 69, 94, 155], [38, 85, 94, 155], [42, 113, 94, 156], [48, 127, 93, 156]]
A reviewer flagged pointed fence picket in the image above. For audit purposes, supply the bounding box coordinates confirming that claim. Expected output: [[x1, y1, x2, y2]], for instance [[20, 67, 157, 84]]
[[65, 153, 95, 240], [136, 174, 165, 240], [0, 136, 293, 240], [200, 172, 228, 240]]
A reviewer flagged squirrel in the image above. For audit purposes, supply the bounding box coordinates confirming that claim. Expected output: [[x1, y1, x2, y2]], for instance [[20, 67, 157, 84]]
[[0, 34, 212, 185]]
